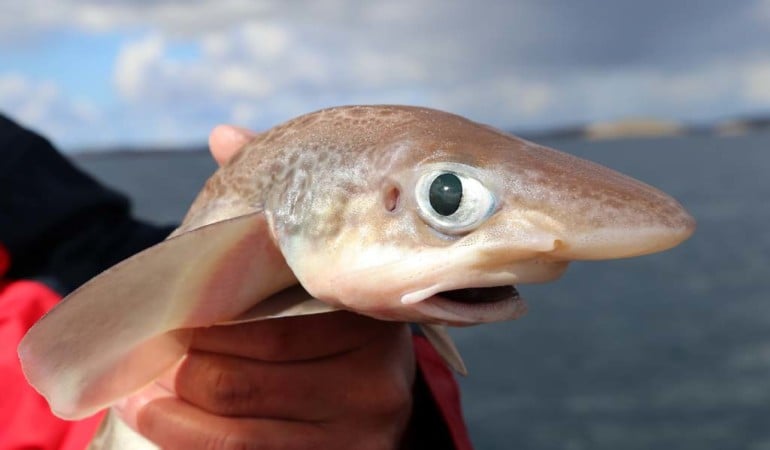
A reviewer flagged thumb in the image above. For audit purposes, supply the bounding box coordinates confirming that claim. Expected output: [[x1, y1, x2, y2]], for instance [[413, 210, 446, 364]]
[[208, 125, 260, 166]]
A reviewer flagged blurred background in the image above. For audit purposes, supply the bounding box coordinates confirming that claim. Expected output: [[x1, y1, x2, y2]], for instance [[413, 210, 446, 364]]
[[3, 0, 770, 149], [3, 1, 770, 449]]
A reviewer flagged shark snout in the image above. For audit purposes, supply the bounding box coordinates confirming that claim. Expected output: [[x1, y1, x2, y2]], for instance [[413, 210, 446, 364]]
[[494, 144, 697, 261], [536, 175, 696, 261], [551, 209, 695, 260]]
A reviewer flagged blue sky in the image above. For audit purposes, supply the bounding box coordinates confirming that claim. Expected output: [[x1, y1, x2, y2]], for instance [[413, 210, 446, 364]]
[[1, 0, 769, 151]]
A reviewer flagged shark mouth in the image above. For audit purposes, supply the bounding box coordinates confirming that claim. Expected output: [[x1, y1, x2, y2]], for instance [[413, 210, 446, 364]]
[[438, 285, 520, 304], [415, 285, 527, 324]]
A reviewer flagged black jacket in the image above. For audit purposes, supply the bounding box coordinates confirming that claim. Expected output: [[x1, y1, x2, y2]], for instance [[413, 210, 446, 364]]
[[0, 115, 173, 294]]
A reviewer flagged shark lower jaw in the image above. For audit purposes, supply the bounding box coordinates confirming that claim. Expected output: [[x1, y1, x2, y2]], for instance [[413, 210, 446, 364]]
[[413, 285, 528, 325]]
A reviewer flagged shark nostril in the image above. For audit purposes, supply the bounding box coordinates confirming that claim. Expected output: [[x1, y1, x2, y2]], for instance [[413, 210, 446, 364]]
[[383, 185, 401, 212]]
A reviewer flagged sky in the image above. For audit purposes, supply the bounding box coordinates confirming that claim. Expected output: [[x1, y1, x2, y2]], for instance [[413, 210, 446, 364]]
[[1, 0, 769, 151]]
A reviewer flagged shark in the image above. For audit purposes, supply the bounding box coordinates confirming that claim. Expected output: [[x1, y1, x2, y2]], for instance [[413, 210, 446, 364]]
[[18, 105, 695, 448]]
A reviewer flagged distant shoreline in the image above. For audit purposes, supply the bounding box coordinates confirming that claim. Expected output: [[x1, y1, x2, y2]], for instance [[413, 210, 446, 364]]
[[69, 116, 770, 155], [517, 116, 770, 142]]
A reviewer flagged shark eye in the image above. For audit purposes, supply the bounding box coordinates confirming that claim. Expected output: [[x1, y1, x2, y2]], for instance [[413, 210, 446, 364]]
[[416, 165, 496, 235], [429, 173, 463, 216]]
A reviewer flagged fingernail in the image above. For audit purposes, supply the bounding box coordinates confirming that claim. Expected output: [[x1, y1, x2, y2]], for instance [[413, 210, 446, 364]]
[[113, 382, 175, 430]]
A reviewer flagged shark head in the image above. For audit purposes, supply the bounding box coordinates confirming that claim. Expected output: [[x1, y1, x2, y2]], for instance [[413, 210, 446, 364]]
[[271, 106, 695, 324]]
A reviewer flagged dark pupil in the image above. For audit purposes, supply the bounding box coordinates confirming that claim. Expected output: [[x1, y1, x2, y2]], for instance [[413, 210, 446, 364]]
[[429, 173, 463, 216]]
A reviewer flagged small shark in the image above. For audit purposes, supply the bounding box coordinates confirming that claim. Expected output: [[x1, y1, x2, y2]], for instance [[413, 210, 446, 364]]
[[18, 105, 694, 447]]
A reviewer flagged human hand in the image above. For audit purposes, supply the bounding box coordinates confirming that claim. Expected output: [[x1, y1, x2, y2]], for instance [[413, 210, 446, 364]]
[[115, 125, 417, 449], [118, 312, 415, 449]]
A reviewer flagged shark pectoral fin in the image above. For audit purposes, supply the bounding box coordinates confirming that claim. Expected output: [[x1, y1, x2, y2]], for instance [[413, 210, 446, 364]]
[[220, 286, 339, 324], [419, 324, 468, 376], [18, 213, 296, 419]]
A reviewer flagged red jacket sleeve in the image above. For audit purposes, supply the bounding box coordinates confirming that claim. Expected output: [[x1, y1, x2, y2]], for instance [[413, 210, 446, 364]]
[[0, 278, 104, 450], [411, 335, 475, 450]]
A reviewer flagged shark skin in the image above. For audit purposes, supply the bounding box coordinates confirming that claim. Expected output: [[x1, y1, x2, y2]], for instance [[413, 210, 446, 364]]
[[18, 105, 695, 448]]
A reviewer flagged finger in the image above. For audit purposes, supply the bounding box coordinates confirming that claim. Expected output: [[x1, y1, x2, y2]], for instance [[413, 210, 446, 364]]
[[208, 124, 259, 166], [176, 324, 414, 419], [174, 350, 339, 419], [113, 381, 175, 431], [190, 311, 400, 362], [136, 397, 331, 450]]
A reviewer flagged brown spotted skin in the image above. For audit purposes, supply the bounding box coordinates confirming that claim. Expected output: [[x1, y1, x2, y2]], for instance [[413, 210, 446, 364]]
[[177, 106, 413, 236], [178, 105, 693, 255]]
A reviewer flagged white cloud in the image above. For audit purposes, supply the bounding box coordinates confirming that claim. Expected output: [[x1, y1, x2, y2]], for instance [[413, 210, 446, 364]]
[[0, 0, 274, 36], [0, 75, 28, 102], [200, 32, 231, 57], [113, 27, 278, 103], [114, 34, 165, 100], [239, 22, 289, 59], [742, 61, 770, 103], [217, 65, 272, 98], [350, 52, 427, 87], [230, 102, 259, 124]]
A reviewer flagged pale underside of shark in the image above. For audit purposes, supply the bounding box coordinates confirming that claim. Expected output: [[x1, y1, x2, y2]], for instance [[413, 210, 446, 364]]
[[18, 105, 695, 448]]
